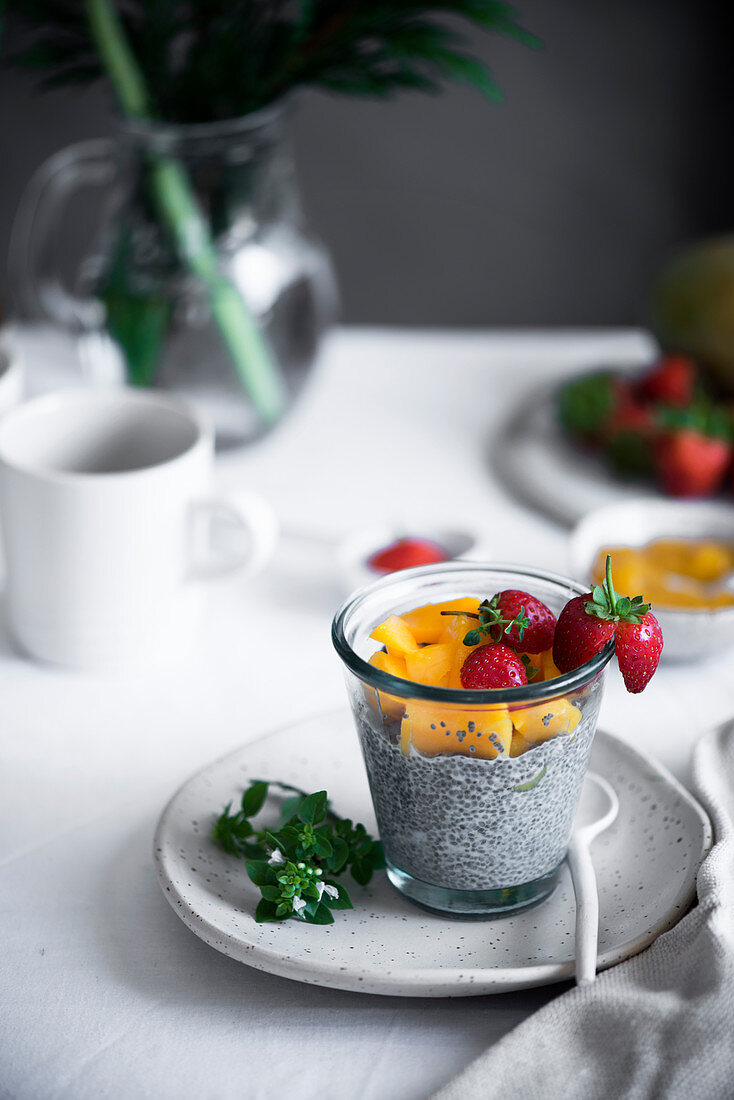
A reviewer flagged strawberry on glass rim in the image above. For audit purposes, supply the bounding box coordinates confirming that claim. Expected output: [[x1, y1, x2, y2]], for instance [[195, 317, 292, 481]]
[[554, 555, 663, 693]]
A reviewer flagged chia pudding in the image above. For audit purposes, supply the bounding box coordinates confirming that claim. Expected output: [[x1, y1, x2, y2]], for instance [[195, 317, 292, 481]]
[[332, 562, 615, 914], [353, 682, 603, 891]]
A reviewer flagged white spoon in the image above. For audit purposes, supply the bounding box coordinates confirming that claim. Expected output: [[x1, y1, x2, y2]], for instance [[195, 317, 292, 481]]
[[567, 771, 620, 986]]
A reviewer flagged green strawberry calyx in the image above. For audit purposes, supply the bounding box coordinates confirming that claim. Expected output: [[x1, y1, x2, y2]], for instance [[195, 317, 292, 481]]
[[584, 555, 651, 626]]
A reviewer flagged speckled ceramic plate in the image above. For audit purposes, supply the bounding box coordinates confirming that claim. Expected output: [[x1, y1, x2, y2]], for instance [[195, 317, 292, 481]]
[[492, 385, 664, 528], [154, 711, 712, 997]]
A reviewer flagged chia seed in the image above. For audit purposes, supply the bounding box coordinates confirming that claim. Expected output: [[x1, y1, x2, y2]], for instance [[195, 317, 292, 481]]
[[352, 689, 602, 891]]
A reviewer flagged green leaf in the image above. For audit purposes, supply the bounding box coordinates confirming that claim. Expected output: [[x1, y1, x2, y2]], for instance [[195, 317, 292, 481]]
[[98, 231, 173, 387], [241, 780, 269, 818], [299, 790, 327, 825], [324, 882, 353, 910], [463, 629, 482, 646], [313, 834, 333, 858], [326, 836, 349, 874], [278, 794, 304, 827], [350, 860, 372, 886], [245, 860, 275, 887], [371, 842, 386, 870], [254, 898, 281, 923], [306, 903, 335, 925], [260, 884, 282, 902], [592, 585, 607, 607]]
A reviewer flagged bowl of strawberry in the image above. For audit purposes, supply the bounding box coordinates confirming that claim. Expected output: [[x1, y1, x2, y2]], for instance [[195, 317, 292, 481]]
[[333, 561, 662, 917], [558, 353, 734, 499]]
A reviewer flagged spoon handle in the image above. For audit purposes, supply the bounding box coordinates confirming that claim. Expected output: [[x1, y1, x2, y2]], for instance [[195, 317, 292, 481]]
[[567, 839, 599, 985]]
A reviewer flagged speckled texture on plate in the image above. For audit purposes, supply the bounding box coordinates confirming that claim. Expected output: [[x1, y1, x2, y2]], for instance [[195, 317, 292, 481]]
[[153, 710, 712, 997]]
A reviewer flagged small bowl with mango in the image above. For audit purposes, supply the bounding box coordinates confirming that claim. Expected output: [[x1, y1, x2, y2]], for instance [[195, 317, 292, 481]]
[[569, 499, 734, 662]]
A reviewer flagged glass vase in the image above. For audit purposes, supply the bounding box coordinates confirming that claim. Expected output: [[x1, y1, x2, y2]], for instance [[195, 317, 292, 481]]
[[11, 101, 337, 448]]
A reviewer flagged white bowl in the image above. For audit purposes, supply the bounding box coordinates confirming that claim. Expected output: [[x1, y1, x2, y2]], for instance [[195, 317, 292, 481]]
[[569, 499, 734, 662], [336, 523, 491, 597]]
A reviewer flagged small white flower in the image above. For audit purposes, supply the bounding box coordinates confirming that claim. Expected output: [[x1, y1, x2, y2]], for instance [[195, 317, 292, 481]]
[[292, 895, 307, 915], [268, 849, 286, 867], [317, 882, 339, 901]]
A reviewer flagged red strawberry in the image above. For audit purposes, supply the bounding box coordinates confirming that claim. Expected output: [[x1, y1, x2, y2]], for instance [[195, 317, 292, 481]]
[[637, 354, 696, 407], [554, 556, 662, 693], [367, 537, 448, 574], [460, 643, 528, 689], [553, 596, 615, 673], [493, 590, 556, 652], [607, 393, 655, 436], [654, 429, 732, 498], [615, 613, 663, 693]]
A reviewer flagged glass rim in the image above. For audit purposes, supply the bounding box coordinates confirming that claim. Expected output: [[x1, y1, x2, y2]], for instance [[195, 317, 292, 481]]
[[331, 561, 614, 705], [119, 95, 293, 150]]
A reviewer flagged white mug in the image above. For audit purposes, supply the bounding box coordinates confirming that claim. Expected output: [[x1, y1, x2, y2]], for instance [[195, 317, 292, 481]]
[[0, 389, 278, 670]]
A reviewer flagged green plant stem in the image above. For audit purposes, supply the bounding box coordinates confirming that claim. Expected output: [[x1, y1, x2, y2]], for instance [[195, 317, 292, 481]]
[[85, 0, 286, 423], [605, 554, 615, 602]]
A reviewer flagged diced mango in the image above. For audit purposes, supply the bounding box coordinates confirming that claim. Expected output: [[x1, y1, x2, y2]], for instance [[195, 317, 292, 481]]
[[405, 643, 453, 686], [368, 650, 409, 680], [401, 598, 480, 644], [400, 702, 512, 759], [512, 697, 582, 745], [370, 615, 419, 657], [509, 730, 532, 757], [540, 649, 562, 681], [367, 651, 408, 718], [438, 614, 483, 688]]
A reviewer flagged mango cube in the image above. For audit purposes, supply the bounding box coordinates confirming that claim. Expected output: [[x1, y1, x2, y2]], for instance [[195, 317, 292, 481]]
[[512, 697, 582, 745], [509, 730, 532, 757], [400, 702, 512, 759], [367, 650, 408, 718], [401, 598, 480, 644], [405, 643, 453, 686], [540, 649, 562, 681], [368, 650, 408, 680], [370, 615, 419, 657]]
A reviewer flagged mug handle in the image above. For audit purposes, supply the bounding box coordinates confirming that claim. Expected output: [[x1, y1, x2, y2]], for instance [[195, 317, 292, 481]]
[[189, 490, 279, 580]]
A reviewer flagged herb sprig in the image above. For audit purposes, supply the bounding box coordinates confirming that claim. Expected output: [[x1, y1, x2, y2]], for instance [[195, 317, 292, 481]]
[[212, 781, 385, 925], [441, 596, 530, 647]]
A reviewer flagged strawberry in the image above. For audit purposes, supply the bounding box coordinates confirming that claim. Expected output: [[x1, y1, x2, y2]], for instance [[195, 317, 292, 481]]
[[654, 429, 732, 498], [605, 396, 658, 478], [367, 537, 448, 574], [460, 643, 528, 689], [492, 590, 556, 652], [615, 613, 664, 693], [637, 354, 696, 407], [553, 596, 616, 673], [554, 556, 662, 693]]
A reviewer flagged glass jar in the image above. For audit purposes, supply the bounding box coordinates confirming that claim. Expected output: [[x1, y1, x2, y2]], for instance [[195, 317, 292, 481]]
[[11, 101, 337, 448], [332, 562, 613, 917]]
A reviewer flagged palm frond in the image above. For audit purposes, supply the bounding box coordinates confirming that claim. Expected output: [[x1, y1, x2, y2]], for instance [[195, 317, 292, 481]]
[[9, 0, 539, 121]]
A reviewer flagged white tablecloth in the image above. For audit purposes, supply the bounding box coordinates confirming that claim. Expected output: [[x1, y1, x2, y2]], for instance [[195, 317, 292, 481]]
[[3, 326, 733, 1100]]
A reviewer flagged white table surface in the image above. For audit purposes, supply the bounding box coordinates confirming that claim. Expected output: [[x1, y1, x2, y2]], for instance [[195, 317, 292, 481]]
[[3, 325, 733, 1100]]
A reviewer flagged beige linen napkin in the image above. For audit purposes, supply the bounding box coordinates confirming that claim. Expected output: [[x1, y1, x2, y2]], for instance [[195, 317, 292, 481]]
[[434, 721, 734, 1100]]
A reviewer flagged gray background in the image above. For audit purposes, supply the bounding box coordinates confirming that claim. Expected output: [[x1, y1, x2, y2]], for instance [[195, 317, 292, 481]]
[[1, 1, 731, 326]]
